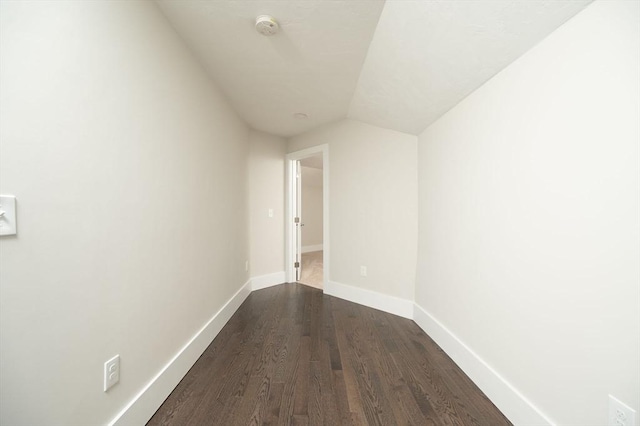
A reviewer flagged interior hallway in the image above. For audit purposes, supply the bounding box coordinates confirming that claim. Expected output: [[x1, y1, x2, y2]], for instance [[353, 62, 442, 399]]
[[1, 2, 637, 425], [147, 283, 511, 426]]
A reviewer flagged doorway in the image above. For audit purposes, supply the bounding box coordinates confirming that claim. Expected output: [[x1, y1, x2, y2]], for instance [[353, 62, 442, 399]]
[[298, 155, 323, 288], [285, 145, 329, 289]]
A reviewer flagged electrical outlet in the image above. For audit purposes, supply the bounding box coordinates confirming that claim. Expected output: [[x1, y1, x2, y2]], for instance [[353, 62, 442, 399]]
[[360, 266, 367, 277], [245, 260, 249, 272], [104, 355, 120, 392], [0, 195, 17, 236], [609, 395, 636, 426]]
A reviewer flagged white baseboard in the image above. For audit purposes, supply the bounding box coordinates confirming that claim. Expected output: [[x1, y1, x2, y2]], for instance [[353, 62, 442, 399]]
[[251, 271, 286, 291], [301, 244, 323, 253], [108, 279, 550, 426], [325, 280, 413, 319], [412, 303, 554, 426], [109, 280, 252, 426]]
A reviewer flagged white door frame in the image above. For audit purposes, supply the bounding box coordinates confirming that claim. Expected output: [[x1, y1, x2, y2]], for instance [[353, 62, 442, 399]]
[[285, 144, 329, 286]]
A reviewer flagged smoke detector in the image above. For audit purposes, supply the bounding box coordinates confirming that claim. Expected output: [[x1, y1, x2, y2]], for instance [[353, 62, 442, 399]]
[[255, 15, 279, 36]]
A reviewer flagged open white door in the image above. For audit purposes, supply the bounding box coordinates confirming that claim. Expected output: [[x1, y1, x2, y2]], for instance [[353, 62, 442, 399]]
[[294, 160, 302, 281]]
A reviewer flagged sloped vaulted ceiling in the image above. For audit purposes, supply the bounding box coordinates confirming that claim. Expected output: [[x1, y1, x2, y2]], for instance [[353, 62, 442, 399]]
[[156, 0, 386, 137], [157, 0, 592, 137], [348, 0, 594, 134]]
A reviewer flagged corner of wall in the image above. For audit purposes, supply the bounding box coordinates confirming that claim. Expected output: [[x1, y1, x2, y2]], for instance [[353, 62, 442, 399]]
[[250, 271, 286, 291], [325, 280, 414, 319]]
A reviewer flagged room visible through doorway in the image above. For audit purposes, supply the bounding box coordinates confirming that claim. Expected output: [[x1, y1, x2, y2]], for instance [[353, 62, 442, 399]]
[[297, 154, 323, 289], [285, 144, 328, 290]]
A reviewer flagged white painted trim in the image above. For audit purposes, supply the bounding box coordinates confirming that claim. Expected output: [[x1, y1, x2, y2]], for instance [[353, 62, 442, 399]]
[[107, 279, 550, 426], [301, 244, 323, 253], [108, 280, 252, 426], [285, 157, 296, 283], [285, 145, 329, 289], [412, 303, 555, 426], [321, 147, 329, 290], [325, 280, 413, 319], [251, 271, 286, 291]]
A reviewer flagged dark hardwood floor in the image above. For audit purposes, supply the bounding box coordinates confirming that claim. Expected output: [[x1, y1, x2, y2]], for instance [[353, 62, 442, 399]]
[[147, 283, 511, 426]]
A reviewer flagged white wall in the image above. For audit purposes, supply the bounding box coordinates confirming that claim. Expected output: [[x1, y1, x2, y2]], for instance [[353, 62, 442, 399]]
[[248, 131, 287, 277], [0, 2, 249, 425], [415, 1, 639, 425], [301, 166, 323, 248], [289, 119, 418, 301]]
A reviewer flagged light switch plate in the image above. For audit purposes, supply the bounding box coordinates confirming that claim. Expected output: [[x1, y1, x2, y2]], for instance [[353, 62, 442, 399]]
[[0, 195, 17, 236]]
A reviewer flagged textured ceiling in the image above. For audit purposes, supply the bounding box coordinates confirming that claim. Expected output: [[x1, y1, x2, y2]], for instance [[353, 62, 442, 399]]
[[156, 0, 385, 137], [157, 0, 593, 137], [348, 0, 593, 134]]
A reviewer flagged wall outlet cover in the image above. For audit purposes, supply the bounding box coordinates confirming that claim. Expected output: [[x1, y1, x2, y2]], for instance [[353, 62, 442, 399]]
[[0, 195, 17, 236], [609, 395, 636, 426], [104, 355, 120, 392]]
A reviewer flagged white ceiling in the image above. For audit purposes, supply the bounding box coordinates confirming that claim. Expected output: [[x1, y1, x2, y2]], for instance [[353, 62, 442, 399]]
[[348, 0, 593, 134], [300, 154, 323, 170], [157, 0, 592, 137], [156, 0, 385, 137]]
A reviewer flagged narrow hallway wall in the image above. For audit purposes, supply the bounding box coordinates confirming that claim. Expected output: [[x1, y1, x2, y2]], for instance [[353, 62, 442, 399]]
[[415, 1, 639, 424], [248, 131, 287, 278], [0, 2, 250, 424]]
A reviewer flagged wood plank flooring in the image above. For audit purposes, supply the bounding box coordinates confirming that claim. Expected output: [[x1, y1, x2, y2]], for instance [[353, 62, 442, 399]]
[[299, 251, 323, 289], [147, 283, 511, 426]]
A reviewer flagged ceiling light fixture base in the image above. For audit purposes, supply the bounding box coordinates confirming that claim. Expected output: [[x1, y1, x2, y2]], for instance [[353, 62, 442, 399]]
[[255, 15, 280, 36]]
